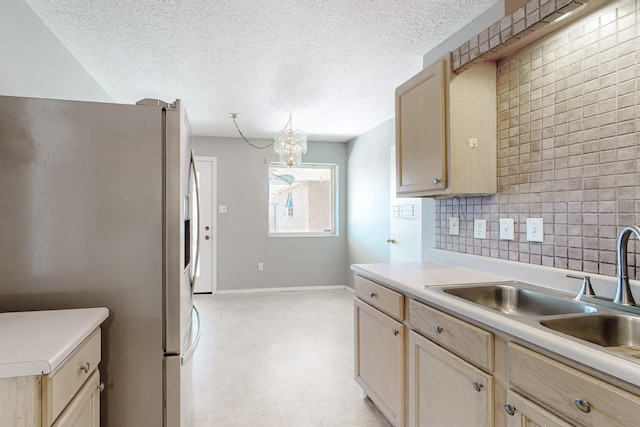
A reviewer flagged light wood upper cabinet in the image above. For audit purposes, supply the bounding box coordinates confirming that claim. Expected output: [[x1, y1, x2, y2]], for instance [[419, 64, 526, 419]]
[[395, 55, 497, 197], [396, 57, 447, 195]]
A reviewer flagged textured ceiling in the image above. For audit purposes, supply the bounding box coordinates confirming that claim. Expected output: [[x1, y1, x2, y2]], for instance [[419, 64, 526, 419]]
[[23, 0, 497, 142]]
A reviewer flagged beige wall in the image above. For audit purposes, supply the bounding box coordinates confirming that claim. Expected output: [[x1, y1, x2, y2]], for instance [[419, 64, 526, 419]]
[[435, 0, 640, 279]]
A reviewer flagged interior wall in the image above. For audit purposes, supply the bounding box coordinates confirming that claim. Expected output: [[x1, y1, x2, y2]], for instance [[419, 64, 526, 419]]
[[434, 0, 640, 279], [0, 0, 112, 102], [346, 118, 395, 287], [193, 136, 347, 291]]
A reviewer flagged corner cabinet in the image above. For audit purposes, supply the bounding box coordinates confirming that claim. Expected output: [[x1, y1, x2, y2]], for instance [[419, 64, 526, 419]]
[[354, 276, 405, 426], [395, 55, 497, 197]]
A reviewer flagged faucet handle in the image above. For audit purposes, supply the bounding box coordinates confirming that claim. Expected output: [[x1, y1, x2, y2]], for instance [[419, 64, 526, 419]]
[[567, 274, 596, 300]]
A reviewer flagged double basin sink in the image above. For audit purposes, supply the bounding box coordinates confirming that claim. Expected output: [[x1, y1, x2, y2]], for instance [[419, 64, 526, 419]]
[[434, 282, 640, 359]]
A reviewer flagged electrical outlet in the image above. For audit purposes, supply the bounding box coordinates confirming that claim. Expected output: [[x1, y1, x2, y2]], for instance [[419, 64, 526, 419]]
[[526, 218, 544, 242], [499, 218, 515, 240], [449, 217, 460, 235], [474, 219, 487, 239]]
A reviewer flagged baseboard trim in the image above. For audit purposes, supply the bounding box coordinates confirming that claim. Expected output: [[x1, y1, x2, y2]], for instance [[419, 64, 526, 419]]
[[213, 285, 348, 295]]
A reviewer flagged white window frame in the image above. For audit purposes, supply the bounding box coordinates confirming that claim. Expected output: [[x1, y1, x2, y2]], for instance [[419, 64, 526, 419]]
[[268, 163, 338, 237]]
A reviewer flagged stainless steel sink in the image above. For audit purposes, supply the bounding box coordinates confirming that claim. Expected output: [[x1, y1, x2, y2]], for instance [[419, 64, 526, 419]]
[[443, 283, 598, 316], [541, 314, 640, 357]]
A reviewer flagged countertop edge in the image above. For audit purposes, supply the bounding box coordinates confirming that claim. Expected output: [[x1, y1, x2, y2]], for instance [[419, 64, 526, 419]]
[[0, 307, 109, 379]]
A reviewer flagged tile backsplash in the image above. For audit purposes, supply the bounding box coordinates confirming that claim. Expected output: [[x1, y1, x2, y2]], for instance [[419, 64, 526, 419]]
[[436, 0, 640, 278]]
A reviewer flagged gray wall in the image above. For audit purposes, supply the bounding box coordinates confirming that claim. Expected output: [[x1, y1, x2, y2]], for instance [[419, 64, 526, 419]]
[[346, 118, 395, 286], [0, 0, 112, 102], [194, 136, 348, 291]]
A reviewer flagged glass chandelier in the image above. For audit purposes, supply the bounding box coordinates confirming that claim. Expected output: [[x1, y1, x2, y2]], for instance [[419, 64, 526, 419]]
[[229, 113, 307, 168], [274, 115, 307, 167]]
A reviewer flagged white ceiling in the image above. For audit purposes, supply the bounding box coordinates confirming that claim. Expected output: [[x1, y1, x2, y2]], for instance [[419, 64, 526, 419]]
[[24, 0, 497, 142]]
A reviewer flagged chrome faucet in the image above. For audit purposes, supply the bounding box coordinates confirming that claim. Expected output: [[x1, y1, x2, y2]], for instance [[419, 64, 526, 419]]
[[615, 225, 640, 306]]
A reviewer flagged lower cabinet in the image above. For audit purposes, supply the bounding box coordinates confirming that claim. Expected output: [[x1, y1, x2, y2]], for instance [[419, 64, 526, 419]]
[[504, 390, 572, 427], [0, 328, 102, 427], [52, 369, 101, 427], [508, 342, 640, 427], [354, 298, 405, 426], [408, 330, 494, 427]]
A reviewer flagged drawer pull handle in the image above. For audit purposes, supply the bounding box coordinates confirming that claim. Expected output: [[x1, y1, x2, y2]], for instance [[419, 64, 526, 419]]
[[575, 398, 591, 413], [98, 383, 105, 392], [369, 291, 376, 298], [80, 362, 91, 374], [504, 403, 516, 416], [434, 325, 443, 334], [472, 381, 483, 392]]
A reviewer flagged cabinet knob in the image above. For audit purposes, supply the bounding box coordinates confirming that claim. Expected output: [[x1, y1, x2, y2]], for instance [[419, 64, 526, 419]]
[[205, 235, 210, 240], [386, 238, 396, 244], [472, 381, 483, 392], [98, 382, 105, 392], [392, 329, 400, 336], [434, 325, 443, 334], [433, 178, 441, 184], [369, 291, 376, 298], [80, 362, 91, 374], [575, 398, 591, 413], [504, 403, 516, 416]]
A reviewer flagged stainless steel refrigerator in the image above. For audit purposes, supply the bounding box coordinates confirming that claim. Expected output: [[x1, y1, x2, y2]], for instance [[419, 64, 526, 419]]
[[0, 95, 202, 427]]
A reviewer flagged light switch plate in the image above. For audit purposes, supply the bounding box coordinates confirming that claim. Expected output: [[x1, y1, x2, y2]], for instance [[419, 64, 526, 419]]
[[449, 217, 460, 235], [499, 218, 515, 240], [526, 218, 544, 242], [474, 219, 487, 239]]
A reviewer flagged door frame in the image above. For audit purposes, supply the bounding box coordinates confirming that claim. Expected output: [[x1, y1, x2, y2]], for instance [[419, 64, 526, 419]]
[[195, 155, 217, 293]]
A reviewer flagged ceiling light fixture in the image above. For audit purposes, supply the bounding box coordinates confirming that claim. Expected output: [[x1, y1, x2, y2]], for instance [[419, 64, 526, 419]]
[[228, 113, 307, 168]]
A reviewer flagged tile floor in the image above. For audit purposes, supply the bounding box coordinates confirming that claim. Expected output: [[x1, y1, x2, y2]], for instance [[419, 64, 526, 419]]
[[191, 289, 390, 427]]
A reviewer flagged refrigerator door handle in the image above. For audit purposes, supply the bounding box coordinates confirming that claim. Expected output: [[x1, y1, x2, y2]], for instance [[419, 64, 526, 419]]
[[189, 150, 201, 293], [181, 302, 201, 366]]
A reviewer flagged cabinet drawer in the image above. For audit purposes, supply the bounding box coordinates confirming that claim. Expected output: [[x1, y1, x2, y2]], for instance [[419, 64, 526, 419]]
[[409, 299, 493, 371], [354, 275, 404, 320], [509, 342, 640, 427], [43, 328, 101, 426]]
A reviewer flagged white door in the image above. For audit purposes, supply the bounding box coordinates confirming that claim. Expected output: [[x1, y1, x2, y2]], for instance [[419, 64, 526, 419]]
[[194, 156, 217, 293], [390, 146, 422, 262]]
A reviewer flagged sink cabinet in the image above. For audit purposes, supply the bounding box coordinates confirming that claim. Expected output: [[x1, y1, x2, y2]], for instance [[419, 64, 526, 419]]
[[395, 55, 497, 198], [0, 328, 102, 427], [354, 276, 405, 426], [505, 390, 572, 427], [508, 342, 640, 427]]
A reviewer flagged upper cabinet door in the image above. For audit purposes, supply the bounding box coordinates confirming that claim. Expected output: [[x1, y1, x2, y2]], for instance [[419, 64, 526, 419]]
[[395, 57, 447, 196], [395, 55, 497, 198]]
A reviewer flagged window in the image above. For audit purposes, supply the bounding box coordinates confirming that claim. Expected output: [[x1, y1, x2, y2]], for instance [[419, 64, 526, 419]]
[[268, 163, 337, 236]]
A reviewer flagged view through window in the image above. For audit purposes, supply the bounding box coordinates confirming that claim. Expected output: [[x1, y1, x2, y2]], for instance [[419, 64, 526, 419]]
[[268, 163, 336, 236]]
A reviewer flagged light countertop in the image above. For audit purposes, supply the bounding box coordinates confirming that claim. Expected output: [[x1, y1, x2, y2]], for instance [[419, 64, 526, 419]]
[[0, 307, 109, 378], [352, 261, 640, 390]]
